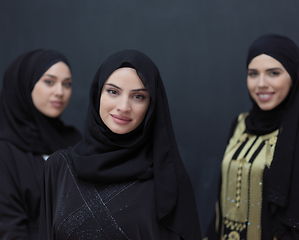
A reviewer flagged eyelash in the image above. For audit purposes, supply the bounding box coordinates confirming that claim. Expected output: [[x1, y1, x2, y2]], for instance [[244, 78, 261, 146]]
[[247, 72, 257, 77], [107, 89, 118, 95], [133, 94, 145, 100], [44, 80, 72, 88], [44, 80, 54, 86], [247, 71, 280, 77], [270, 71, 280, 76], [63, 82, 72, 88], [106, 89, 146, 100]]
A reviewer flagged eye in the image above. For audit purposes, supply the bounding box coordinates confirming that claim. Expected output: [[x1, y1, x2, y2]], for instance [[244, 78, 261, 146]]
[[247, 71, 258, 78], [62, 82, 72, 88], [44, 80, 54, 86], [133, 94, 145, 100], [107, 89, 118, 95], [269, 71, 280, 76]]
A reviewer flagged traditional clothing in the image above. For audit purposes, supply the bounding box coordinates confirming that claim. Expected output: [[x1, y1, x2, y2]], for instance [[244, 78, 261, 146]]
[[39, 50, 201, 240], [210, 34, 299, 240], [0, 50, 81, 239]]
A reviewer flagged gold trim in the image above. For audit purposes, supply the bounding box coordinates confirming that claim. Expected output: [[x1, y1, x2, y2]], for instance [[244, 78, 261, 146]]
[[220, 113, 278, 240]]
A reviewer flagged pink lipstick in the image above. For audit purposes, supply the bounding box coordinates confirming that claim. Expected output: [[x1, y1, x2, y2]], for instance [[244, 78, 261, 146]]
[[110, 114, 132, 124]]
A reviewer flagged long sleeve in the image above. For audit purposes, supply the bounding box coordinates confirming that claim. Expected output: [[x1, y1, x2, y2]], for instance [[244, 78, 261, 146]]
[[0, 141, 44, 239], [0, 142, 28, 239]]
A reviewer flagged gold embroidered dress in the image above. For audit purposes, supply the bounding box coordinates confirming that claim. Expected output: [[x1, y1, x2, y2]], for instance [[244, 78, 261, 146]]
[[220, 113, 278, 240]]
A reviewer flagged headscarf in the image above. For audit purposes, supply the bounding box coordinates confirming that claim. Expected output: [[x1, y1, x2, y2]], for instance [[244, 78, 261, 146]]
[[245, 34, 299, 236], [70, 50, 201, 239], [0, 49, 81, 155]]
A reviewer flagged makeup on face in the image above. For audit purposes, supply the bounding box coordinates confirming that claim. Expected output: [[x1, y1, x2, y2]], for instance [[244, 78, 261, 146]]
[[247, 54, 292, 111], [31, 61, 72, 118], [99, 67, 150, 134]]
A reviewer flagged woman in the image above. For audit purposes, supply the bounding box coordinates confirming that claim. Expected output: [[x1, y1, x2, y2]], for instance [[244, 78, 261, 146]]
[[210, 34, 299, 239], [39, 49, 201, 240], [0, 49, 82, 239]]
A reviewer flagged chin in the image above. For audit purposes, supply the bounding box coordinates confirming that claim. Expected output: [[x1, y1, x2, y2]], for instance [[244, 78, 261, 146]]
[[111, 129, 129, 135], [258, 104, 276, 111], [43, 111, 63, 118]]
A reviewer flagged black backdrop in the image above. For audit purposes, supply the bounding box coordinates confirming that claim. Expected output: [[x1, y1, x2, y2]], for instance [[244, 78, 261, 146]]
[[1, 0, 299, 236]]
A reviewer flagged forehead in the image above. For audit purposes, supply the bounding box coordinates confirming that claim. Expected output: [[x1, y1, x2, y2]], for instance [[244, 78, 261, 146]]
[[105, 67, 146, 89], [248, 54, 284, 69]]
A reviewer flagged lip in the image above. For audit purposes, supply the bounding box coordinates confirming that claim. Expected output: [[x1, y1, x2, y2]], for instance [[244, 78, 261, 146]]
[[51, 101, 63, 107], [257, 92, 274, 101], [110, 114, 132, 125]]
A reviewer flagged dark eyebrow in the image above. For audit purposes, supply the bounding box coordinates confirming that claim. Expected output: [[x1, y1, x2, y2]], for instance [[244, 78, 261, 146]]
[[43, 74, 72, 81], [105, 83, 147, 92], [106, 83, 122, 90], [266, 68, 283, 71], [248, 68, 282, 71], [43, 74, 57, 79], [132, 88, 147, 92]]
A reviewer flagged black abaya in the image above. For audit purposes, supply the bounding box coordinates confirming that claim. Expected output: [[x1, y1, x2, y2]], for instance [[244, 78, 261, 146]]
[[39, 50, 201, 240], [0, 49, 81, 239]]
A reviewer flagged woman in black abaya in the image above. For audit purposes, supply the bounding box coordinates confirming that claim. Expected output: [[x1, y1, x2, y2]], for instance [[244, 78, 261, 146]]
[[207, 34, 299, 239], [0, 49, 81, 239], [39, 49, 201, 240]]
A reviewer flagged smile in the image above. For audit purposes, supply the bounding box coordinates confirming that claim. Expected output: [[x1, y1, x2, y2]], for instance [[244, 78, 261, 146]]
[[51, 101, 63, 107], [257, 93, 274, 101], [110, 114, 132, 125]]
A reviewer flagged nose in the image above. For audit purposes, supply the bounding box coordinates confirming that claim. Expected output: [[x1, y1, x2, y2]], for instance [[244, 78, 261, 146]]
[[117, 96, 131, 112], [257, 74, 268, 88], [54, 83, 64, 97]]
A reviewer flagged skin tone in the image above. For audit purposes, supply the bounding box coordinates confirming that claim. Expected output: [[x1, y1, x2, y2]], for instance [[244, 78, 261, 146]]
[[99, 67, 150, 135], [247, 54, 293, 111], [31, 61, 72, 118]]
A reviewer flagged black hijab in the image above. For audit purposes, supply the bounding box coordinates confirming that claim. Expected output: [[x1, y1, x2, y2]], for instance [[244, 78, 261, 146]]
[[70, 50, 201, 239], [245, 34, 299, 236], [0, 49, 81, 155]]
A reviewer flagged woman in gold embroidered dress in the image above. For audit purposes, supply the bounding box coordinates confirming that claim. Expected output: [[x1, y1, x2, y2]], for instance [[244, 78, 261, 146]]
[[207, 34, 299, 240]]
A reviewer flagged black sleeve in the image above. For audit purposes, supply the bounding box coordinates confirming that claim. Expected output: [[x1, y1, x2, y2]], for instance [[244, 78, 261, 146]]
[[273, 219, 299, 239], [0, 142, 28, 239]]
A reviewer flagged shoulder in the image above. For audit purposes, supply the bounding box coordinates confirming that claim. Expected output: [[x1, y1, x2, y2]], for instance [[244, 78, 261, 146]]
[[0, 140, 21, 152], [45, 149, 70, 176], [227, 113, 248, 140], [45, 149, 74, 175], [0, 140, 24, 162], [237, 112, 249, 122]]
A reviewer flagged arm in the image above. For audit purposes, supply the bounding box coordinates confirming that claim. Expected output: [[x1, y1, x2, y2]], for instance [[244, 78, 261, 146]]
[[0, 142, 29, 239]]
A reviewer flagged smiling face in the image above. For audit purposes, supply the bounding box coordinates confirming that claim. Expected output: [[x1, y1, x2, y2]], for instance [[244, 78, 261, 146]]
[[99, 67, 150, 134], [31, 61, 72, 118], [247, 54, 293, 111]]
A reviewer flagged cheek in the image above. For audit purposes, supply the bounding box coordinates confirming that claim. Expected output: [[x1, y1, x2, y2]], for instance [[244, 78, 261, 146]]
[[99, 95, 110, 117], [136, 102, 150, 121], [32, 86, 47, 105], [247, 80, 256, 97], [64, 89, 72, 102]]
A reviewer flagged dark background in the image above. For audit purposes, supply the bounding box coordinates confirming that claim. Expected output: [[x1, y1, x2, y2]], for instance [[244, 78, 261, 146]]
[[1, 0, 299, 237]]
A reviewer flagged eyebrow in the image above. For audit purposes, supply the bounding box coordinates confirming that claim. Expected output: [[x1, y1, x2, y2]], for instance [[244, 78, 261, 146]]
[[43, 74, 72, 80], [105, 83, 147, 92], [248, 67, 282, 71]]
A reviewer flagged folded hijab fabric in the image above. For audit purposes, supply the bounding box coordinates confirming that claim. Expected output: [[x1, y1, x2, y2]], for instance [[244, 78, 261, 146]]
[[57, 49, 201, 239], [0, 49, 81, 154], [245, 34, 299, 237]]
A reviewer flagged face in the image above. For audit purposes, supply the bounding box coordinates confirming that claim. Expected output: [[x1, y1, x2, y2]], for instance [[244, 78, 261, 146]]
[[99, 67, 150, 134], [31, 61, 72, 118], [247, 54, 292, 111]]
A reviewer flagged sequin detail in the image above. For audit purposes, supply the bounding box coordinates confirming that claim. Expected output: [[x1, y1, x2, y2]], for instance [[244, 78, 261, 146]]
[[57, 151, 132, 240]]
